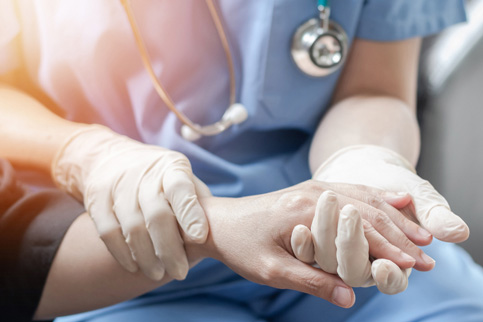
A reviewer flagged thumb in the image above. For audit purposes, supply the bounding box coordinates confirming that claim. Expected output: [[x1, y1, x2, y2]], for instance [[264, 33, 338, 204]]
[[371, 259, 411, 295], [410, 180, 469, 243], [291, 224, 315, 264], [275, 255, 355, 308]]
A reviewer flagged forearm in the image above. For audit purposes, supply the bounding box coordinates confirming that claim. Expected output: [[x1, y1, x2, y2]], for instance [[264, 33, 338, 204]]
[[35, 212, 208, 320], [309, 95, 420, 172], [0, 85, 87, 173]]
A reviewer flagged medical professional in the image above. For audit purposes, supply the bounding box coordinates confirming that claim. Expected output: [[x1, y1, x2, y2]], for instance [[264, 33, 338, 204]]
[[1, 0, 483, 321]]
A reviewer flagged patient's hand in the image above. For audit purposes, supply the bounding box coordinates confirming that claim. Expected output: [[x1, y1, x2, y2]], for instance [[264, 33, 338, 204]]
[[191, 180, 434, 307], [291, 191, 412, 295]]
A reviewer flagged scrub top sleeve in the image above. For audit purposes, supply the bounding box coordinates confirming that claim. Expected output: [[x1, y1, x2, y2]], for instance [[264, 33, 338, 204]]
[[356, 0, 466, 41], [0, 0, 21, 76]]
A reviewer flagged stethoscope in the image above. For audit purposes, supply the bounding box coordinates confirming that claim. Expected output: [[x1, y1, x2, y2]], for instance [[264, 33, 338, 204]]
[[121, 0, 347, 141]]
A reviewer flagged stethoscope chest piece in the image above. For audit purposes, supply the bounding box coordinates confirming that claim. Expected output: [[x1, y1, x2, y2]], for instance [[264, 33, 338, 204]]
[[291, 18, 348, 77]]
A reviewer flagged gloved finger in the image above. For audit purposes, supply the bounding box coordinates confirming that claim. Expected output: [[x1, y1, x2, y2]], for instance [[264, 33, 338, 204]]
[[291, 224, 315, 264], [163, 163, 208, 243], [336, 205, 374, 287], [326, 183, 433, 246], [193, 175, 213, 198], [361, 219, 422, 270], [372, 259, 411, 295], [410, 180, 469, 243], [85, 184, 138, 273], [112, 176, 165, 281], [139, 177, 189, 280], [311, 190, 339, 274], [265, 254, 355, 308], [333, 193, 420, 270]]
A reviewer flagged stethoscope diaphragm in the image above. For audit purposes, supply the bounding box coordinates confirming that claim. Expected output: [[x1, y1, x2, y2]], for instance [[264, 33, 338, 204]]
[[291, 5, 348, 77]]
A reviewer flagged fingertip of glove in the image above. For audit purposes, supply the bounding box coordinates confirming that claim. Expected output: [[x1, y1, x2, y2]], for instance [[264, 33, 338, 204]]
[[426, 207, 470, 243], [187, 222, 209, 243]]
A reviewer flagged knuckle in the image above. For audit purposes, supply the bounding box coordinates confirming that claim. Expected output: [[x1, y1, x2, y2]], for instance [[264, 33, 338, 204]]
[[260, 258, 283, 281], [304, 180, 323, 192], [372, 235, 390, 250], [352, 183, 370, 192], [364, 195, 384, 208], [277, 191, 315, 216], [400, 235, 416, 251], [304, 274, 325, 294], [164, 178, 192, 197], [362, 219, 374, 232], [166, 151, 191, 168], [370, 211, 390, 228]]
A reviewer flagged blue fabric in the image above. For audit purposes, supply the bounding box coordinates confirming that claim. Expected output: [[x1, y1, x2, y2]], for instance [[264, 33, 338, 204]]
[[54, 0, 482, 321], [56, 241, 483, 321]]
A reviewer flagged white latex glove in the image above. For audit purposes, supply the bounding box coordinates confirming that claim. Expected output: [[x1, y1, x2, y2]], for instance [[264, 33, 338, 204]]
[[291, 191, 411, 295], [51, 124, 210, 281], [313, 145, 469, 243]]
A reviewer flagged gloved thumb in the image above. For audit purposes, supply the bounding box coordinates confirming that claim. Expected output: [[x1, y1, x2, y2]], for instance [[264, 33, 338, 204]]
[[410, 180, 469, 243], [371, 259, 411, 295]]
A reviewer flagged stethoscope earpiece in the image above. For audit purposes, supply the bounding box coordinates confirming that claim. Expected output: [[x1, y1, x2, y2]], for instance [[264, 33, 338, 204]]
[[291, 4, 348, 77], [181, 103, 248, 141], [221, 103, 248, 124]]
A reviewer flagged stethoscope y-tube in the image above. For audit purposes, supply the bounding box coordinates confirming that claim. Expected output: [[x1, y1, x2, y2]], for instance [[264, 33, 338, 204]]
[[122, 0, 347, 140]]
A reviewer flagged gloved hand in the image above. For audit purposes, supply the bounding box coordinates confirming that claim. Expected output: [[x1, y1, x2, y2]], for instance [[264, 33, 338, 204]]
[[51, 124, 210, 281], [291, 191, 411, 294], [313, 145, 469, 243]]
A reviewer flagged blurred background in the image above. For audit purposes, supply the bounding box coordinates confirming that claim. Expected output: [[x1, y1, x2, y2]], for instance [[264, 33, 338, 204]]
[[417, 0, 483, 265]]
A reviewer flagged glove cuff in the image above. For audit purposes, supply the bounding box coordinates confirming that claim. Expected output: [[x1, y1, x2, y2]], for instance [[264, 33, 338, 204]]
[[51, 124, 116, 201], [313, 145, 416, 181]]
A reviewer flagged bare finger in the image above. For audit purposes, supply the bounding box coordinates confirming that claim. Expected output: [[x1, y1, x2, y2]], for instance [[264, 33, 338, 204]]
[[362, 219, 420, 270], [266, 255, 355, 308]]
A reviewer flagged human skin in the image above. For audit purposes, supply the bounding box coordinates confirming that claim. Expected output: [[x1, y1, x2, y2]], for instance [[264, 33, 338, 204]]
[[36, 180, 422, 319], [0, 37, 444, 318]]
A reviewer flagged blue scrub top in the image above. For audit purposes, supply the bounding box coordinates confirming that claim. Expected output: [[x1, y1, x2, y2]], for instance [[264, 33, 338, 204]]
[[139, 0, 466, 198], [51, 1, 482, 321]]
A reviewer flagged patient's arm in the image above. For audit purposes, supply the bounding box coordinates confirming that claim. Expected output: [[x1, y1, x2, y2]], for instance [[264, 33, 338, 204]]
[[35, 180, 429, 319], [35, 182, 348, 319]]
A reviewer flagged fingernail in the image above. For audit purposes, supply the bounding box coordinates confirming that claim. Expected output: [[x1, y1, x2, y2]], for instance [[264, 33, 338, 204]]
[[149, 267, 165, 281], [188, 223, 208, 243], [421, 253, 436, 265], [332, 287, 352, 307], [418, 227, 432, 239]]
